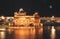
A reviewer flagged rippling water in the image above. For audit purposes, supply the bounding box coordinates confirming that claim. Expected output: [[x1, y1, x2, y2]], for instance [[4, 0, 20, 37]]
[[0, 26, 60, 39]]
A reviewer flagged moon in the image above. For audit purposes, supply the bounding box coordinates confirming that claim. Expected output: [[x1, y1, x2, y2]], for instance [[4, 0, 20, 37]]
[[49, 5, 53, 9]]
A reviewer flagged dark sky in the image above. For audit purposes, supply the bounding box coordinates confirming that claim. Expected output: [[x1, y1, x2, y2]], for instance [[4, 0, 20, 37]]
[[0, 0, 60, 17]]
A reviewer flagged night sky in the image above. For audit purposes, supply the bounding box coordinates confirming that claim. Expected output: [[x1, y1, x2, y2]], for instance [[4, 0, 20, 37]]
[[0, 0, 60, 17]]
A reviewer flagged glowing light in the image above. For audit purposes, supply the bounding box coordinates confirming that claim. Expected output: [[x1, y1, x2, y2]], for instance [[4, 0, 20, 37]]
[[7, 17, 10, 19], [14, 27, 35, 39], [49, 5, 52, 8], [51, 26, 55, 31], [0, 32, 5, 39], [41, 23, 43, 27], [1, 16, 5, 19], [0, 28, 6, 31], [51, 16, 55, 18], [51, 16, 55, 21], [51, 26, 56, 39]]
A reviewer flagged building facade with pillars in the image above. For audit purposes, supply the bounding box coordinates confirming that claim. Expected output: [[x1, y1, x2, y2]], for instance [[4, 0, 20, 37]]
[[14, 8, 41, 27]]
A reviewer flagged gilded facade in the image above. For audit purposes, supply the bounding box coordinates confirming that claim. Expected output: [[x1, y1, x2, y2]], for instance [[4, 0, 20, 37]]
[[14, 8, 41, 26]]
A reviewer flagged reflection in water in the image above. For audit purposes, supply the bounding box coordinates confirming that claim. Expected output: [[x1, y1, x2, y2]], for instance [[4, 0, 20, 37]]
[[1, 26, 60, 39], [0, 31, 5, 39], [51, 26, 56, 39], [0, 26, 43, 39], [13, 26, 43, 39], [14, 27, 35, 39], [35, 27, 43, 39]]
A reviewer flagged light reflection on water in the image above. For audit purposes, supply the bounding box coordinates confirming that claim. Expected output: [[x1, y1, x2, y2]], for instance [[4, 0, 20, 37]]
[[0, 31, 5, 39], [0, 26, 60, 39], [14, 27, 35, 39], [51, 26, 56, 39]]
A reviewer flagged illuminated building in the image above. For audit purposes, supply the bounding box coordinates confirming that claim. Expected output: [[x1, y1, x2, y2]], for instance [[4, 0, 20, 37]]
[[0, 8, 41, 26], [14, 8, 41, 26]]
